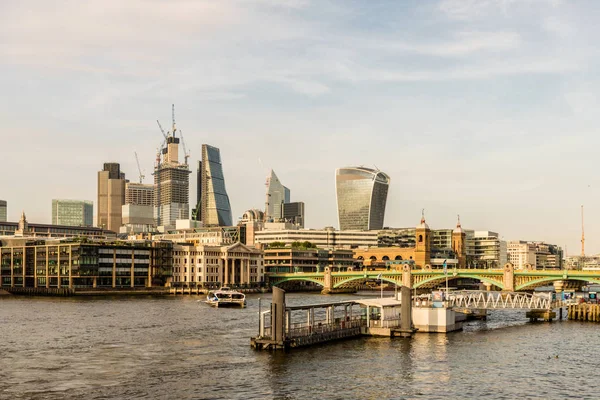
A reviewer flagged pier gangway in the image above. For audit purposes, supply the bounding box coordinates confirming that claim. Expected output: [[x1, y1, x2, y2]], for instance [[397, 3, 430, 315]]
[[447, 290, 561, 311]]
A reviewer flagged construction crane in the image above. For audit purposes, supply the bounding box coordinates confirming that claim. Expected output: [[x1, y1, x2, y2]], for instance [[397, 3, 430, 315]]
[[134, 151, 145, 183], [156, 120, 168, 140], [179, 130, 190, 165]]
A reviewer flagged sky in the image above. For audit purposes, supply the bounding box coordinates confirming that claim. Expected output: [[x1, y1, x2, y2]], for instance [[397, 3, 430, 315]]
[[1, 0, 599, 255]]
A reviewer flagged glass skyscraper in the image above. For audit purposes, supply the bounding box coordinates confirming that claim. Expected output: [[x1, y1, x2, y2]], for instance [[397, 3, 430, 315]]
[[266, 169, 290, 221], [52, 199, 94, 227], [200, 144, 233, 226], [335, 167, 390, 231]]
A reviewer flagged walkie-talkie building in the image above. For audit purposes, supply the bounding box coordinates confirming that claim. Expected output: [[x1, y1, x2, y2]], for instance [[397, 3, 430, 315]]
[[200, 144, 233, 226], [335, 167, 390, 231]]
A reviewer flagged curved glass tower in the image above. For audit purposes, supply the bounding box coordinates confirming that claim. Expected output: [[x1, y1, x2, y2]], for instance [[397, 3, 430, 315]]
[[200, 144, 233, 227], [336, 167, 390, 231]]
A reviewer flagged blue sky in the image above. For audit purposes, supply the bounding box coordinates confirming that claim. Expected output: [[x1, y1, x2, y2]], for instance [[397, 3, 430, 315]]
[[1, 0, 599, 254]]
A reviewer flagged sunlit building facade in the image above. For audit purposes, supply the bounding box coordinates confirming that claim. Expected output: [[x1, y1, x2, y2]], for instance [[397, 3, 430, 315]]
[[335, 167, 390, 231]]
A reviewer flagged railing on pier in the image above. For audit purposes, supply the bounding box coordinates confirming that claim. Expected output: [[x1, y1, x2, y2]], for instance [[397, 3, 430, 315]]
[[258, 304, 366, 341], [287, 317, 365, 338], [369, 318, 401, 329], [447, 290, 559, 310]]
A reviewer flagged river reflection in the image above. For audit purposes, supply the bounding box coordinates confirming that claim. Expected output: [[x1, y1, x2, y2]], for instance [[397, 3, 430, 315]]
[[1, 294, 599, 399]]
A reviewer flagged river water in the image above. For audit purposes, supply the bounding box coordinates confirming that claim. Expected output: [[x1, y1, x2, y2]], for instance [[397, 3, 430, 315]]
[[1, 293, 599, 400]]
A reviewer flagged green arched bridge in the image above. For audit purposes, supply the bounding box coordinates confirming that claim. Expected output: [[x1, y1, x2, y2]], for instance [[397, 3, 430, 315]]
[[267, 264, 600, 292]]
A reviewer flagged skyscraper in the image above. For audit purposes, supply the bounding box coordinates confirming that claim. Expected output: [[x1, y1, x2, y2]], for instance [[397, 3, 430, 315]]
[[154, 130, 190, 228], [282, 201, 304, 228], [199, 144, 232, 226], [0, 200, 6, 222], [192, 160, 202, 221], [52, 199, 93, 227], [265, 169, 290, 222], [97, 162, 126, 231], [335, 167, 390, 231]]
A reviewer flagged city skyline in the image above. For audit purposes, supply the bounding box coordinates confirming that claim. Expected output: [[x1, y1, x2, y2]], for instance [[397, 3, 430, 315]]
[[1, 0, 599, 253]]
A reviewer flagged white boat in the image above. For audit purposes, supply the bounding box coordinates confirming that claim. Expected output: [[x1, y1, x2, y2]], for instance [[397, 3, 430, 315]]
[[206, 287, 246, 308]]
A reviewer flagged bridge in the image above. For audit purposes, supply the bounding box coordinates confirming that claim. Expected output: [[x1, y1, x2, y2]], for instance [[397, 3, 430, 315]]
[[267, 263, 600, 293]]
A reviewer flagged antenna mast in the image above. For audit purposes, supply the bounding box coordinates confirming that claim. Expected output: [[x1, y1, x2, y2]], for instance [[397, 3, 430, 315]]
[[172, 104, 176, 136], [581, 205, 585, 258]]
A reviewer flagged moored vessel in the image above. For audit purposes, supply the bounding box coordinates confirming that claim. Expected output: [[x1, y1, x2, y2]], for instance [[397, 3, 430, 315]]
[[206, 287, 246, 308]]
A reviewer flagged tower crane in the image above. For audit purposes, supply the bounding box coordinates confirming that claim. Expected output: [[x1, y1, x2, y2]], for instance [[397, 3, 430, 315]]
[[179, 130, 190, 165], [134, 151, 145, 183]]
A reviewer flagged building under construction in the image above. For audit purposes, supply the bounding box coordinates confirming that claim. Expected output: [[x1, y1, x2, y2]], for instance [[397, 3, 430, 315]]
[[153, 106, 191, 229]]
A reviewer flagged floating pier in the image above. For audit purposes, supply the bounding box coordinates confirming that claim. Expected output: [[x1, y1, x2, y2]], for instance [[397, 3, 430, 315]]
[[251, 287, 416, 350]]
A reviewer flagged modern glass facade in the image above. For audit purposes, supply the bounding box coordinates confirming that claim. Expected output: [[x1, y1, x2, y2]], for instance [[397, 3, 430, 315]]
[[0, 200, 6, 222], [266, 170, 290, 221], [52, 199, 93, 227], [335, 167, 390, 231], [200, 144, 233, 227]]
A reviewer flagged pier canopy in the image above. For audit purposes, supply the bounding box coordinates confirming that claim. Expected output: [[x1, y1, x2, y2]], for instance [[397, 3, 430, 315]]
[[354, 298, 402, 308], [354, 298, 403, 330]]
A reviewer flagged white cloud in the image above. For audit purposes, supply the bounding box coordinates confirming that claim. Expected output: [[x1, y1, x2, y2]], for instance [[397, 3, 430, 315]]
[[438, 0, 563, 20]]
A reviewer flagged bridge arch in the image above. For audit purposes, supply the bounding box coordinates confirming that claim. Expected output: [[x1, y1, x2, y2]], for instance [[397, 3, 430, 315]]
[[270, 277, 325, 287], [516, 276, 600, 291], [333, 275, 403, 289], [414, 274, 504, 290]]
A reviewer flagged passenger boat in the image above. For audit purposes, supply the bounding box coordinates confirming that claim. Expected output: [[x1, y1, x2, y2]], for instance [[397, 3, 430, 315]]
[[206, 287, 246, 308]]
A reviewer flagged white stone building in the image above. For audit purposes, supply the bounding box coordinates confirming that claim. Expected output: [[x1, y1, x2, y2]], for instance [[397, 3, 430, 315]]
[[507, 241, 537, 269], [171, 242, 264, 286]]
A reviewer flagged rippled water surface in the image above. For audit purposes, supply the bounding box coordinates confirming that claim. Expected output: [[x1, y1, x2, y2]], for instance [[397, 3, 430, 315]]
[[1, 293, 599, 399]]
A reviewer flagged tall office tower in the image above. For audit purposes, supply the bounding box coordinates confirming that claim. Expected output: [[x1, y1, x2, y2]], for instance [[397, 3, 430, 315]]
[[0, 200, 6, 222], [265, 169, 290, 222], [154, 131, 191, 229], [335, 167, 390, 231], [52, 199, 93, 227], [282, 201, 305, 228], [97, 162, 126, 231], [199, 144, 233, 226]]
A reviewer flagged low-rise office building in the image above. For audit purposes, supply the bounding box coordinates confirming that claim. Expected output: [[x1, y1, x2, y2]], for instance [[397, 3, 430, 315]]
[[0, 237, 172, 289], [254, 226, 378, 249], [0, 212, 114, 239], [154, 226, 241, 246], [263, 246, 354, 274]]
